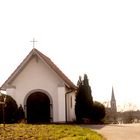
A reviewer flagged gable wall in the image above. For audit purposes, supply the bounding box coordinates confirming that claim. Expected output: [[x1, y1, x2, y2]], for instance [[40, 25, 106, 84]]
[[8, 56, 66, 122]]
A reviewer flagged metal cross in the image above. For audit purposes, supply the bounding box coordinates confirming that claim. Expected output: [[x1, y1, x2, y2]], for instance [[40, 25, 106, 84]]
[[30, 38, 37, 48]]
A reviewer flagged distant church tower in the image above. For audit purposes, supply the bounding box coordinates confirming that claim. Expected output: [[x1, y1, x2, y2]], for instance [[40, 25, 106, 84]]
[[111, 86, 117, 112], [110, 86, 117, 122]]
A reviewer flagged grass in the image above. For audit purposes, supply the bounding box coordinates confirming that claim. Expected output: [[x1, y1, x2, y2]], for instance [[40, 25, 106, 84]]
[[0, 124, 106, 140]]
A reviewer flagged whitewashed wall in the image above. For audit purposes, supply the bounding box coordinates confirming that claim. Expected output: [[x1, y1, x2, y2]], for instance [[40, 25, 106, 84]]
[[66, 91, 76, 122], [6, 56, 67, 122], [58, 86, 66, 122]]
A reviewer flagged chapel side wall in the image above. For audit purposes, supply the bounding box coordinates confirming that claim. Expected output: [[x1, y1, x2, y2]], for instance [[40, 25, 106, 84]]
[[67, 91, 76, 122], [7, 57, 65, 122], [57, 86, 66, 122]]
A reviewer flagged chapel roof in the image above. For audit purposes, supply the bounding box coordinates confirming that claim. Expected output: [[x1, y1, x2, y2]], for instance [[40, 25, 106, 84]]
[[1, 48, 76, 90]]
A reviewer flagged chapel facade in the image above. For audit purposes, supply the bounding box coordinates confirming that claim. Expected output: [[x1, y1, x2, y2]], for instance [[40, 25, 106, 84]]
[[1, 48, 76, 123]]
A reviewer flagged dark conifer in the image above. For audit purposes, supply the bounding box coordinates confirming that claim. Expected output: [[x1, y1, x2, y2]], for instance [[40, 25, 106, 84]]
[[75, 74, 93, 123]]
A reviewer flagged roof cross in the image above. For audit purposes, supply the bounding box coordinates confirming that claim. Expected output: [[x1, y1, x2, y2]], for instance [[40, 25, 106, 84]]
[[30, 38, 37, 48]]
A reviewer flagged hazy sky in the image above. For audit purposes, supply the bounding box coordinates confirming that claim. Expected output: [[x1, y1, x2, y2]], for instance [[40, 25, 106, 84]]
[[0, 0, 140, 110]]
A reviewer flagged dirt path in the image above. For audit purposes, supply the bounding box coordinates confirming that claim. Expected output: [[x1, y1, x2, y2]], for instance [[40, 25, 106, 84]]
[[82, 124, 140, 140]]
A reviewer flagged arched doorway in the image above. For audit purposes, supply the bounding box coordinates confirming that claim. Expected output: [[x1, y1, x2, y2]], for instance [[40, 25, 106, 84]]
[[26, 92, 51, 123]]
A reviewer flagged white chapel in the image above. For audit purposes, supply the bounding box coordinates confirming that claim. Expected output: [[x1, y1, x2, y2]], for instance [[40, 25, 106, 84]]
[[1, 48, 76, 123]]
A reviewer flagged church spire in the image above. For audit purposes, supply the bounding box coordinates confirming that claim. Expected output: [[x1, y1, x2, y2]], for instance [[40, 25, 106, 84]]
[[110, 86, 117, 123], [111, 86, 116, 101], [111, 86, 117, 112]]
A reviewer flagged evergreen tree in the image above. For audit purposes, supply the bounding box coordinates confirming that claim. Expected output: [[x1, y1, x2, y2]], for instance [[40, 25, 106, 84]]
[[83, 74, 93, 108], [75, 74, 93, 123]]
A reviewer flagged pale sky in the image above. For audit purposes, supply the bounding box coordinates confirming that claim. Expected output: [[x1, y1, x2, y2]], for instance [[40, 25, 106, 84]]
[[0, 0, 140, 111]]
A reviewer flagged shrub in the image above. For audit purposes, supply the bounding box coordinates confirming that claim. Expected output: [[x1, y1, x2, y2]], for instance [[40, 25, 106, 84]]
[[0, 94, 18, 123], [91, 101, 106, 124], [18, 104, 25, 122]]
